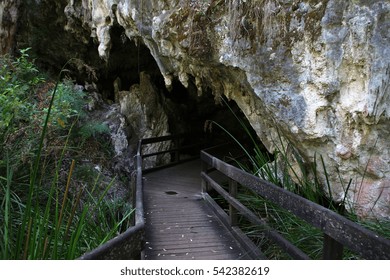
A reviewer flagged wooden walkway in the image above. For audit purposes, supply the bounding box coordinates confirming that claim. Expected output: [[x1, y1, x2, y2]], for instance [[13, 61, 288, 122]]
[[142, 160, 250, 260], [80, 135, 390, 260]]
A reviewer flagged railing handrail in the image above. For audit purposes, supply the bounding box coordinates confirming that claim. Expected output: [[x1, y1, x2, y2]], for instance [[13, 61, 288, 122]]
[[139, 134, 203, 172], [79, 135, 390, 260], [139, 133, 186, 145], [134, 145, 145, 226], [200, 149, 390, 260], [79, 134, 201, 259], [79, 140, 147, 259]]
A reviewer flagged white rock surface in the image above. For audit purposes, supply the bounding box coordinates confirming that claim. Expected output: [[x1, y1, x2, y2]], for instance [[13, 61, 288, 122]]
[[118, 71, 171, 168]]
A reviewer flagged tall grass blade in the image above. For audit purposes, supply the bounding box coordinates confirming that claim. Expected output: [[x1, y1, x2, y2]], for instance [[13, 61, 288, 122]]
[[210, 120, 257, 168], [38, 123, 75, 259], [23, 217, 33, 259], [67, 207, 89, 259], [65, 185, 84, 241], [100, 209, 135, 245], [320, 155, 332, 202], [2, 154, 12, 259], [17, 60, 73, 259], [357, 138, 378, 203], [341, 178, 353, 213], [57, 159, 75, 229]]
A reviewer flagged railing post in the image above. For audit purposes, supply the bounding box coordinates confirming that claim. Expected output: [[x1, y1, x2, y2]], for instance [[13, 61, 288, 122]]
[[229, 179, 238, 226], [323, 234, 344, 259], [130, 172, 136, 226], [201, 161, 209, 193]]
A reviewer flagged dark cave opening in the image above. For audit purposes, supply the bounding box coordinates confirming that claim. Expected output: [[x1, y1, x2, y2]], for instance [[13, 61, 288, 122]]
[[97, 25, 163, 101], [161, 75, 262, 155], [14, 0, 266, 161], [93, 25, 265, 156]]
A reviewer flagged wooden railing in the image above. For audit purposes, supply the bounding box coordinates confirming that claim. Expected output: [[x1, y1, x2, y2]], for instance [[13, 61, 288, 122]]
[[200, 149, 390, 260], [140, 134, 203, 173], [79, 140, 146, 259], [79, 134, 201, 259], [79, 135, 390, 260]]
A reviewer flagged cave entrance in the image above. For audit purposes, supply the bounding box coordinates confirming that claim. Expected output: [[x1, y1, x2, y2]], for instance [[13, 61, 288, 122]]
[[99, 25, 262, 157], [96, 25, 164, 101], [160, 75, 262, 158]]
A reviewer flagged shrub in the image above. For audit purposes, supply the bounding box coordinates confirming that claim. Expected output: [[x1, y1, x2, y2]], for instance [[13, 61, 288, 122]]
[[0, 49, 131, 259], [0, 48, 44, 129]]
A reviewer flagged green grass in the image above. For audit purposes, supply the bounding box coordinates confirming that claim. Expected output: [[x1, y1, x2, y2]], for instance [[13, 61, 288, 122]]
[[0, 49, 132, 259], [208, 98, 389, 259]]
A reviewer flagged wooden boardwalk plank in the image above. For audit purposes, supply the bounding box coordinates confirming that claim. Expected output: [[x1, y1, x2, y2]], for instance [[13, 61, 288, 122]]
[[143, 160, 251, 260]]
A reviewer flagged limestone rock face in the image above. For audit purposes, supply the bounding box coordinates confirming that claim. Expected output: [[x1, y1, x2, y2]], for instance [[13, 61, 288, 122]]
[[83, 0, 390, 220], [119, 71, 170, 168], [2, 0, 390, 220]]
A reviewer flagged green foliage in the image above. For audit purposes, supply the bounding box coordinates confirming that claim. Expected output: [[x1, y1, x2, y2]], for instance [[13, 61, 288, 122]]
[[0, 49, 131, 259], [0, 49, 110, 169], [237, 190, 323, 259], [48, 80, 86, 128], [0, 48, 44, 129], [0, 156, 133, 259], [78, 122, 109, 139]]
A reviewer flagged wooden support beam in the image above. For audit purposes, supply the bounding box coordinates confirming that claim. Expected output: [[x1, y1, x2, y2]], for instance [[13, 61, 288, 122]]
[[229, 179, 238, 226], [323, 234, 344, 260]]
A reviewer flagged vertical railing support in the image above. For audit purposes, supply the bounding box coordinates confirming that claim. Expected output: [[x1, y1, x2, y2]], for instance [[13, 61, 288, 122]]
[[229, 179, 238, 226], [201, 161, 209, 193], [323, 233, 344, 259], [130, 171, 137, 226]]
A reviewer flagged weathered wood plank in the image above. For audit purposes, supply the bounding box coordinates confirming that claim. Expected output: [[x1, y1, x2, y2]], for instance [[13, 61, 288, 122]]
[[145, 250, 245, 260], [143, 160, 258, 260]]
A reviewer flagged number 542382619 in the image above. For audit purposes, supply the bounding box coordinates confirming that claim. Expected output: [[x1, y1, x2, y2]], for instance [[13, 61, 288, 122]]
[[212, 266, 270, 276]]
